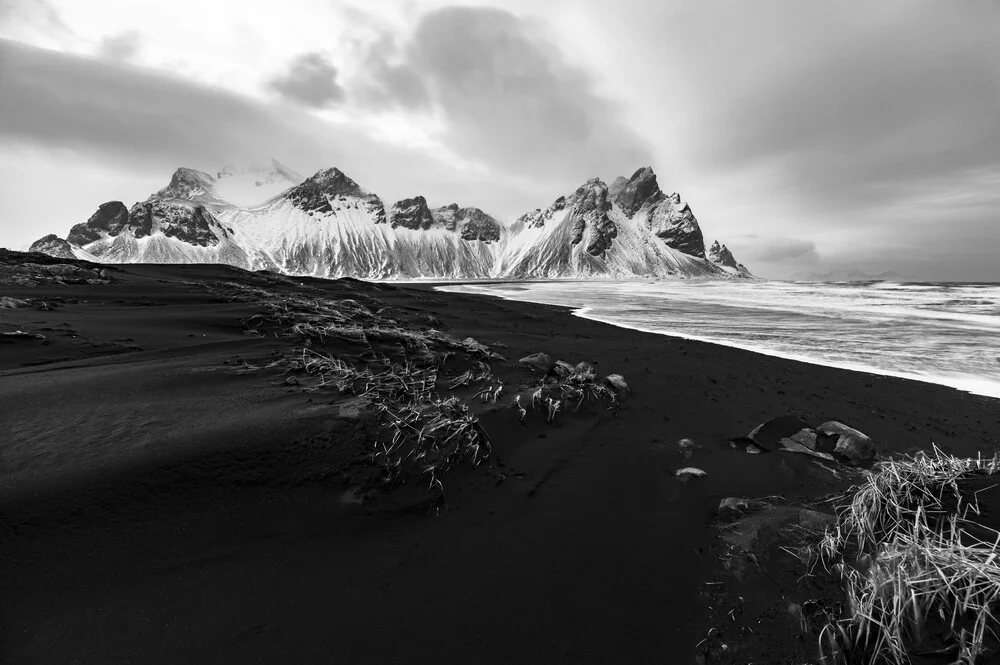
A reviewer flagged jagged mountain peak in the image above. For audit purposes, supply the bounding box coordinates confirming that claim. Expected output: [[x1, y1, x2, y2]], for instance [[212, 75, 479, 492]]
[[302, 167, 370, 197], [283, 166, 385, 219], [611, 170, 704, 258], [610, 166, 663, 216], [151, 167, 221, 203], [708, 240, 737, 268], [708, 240, 753, 277]]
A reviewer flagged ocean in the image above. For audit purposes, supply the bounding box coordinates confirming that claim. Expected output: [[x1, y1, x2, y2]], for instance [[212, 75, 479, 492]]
[[436, 280, 1000, 399]]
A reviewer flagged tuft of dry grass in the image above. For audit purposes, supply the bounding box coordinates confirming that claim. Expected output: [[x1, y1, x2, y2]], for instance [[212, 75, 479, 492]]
[[801, 446, 1000, 665]]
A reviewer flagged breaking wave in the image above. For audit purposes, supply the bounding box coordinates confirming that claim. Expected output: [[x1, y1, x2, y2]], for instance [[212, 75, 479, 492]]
[[436, 280, 1000, 399]]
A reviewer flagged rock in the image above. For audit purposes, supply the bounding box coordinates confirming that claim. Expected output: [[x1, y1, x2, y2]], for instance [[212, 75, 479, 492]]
[[779, 439, 835, 461], [675, 467, 707, 478], [0, 296, 28, 308], [519, 352, 552, 371], [817, 421, 875, 464], [718, 497, 766, 521], [461, 337, 492, 358], [678, 438, 701, 450], [747, 415, 815, 452], [603, 374, 629, 394], [285, 376, 299, 386], [573, 361, 597, 379], [552, 360, 575, 378]]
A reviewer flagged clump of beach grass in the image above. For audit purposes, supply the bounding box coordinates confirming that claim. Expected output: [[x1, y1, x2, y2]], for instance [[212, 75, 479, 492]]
[[802, 446, 1000, 664], [289, 348, 490, 494]]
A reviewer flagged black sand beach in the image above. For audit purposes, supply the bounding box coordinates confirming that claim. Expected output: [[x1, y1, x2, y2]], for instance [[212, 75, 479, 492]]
[[2, 252, 999, 664]]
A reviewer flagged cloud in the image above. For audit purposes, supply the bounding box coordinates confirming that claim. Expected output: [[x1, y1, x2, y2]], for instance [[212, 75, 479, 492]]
[[357, 6, 650, 182], [676, 2, 1000, 223], [0, 38, 556, 249], [733, 236, 819, 264], [268, 51, 345, 108], [0, 38, 318, 166], [97, 30, 140, 61]]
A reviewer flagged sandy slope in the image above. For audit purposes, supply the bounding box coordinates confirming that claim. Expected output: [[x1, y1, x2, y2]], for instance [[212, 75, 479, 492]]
[[1, 257, 998, 664]]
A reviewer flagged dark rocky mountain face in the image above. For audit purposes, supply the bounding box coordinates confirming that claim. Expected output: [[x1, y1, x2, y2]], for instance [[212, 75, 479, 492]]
[[135, 202, 223, 246], [654, 203, 705, 258], [68, 199, 222, 247], [67, 201, 130, 245], [432, 204, 502, 243], [610, 166, 663, 216], [390, 196, 435, 230], [567, 179, 618, 256], [28, 234, 76, 259]]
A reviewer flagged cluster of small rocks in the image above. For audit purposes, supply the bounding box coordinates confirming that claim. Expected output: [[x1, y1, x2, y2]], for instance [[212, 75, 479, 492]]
[[1, 262, 113, 288], [518, 351, 630, 396]]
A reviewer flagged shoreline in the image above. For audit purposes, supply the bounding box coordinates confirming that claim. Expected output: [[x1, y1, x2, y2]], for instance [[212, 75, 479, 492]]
[[433, 281, 1000, 401], [2, 258, 999, 664]]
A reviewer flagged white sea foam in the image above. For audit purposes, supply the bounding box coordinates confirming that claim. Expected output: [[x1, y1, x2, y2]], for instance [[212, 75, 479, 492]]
[[436, 280, 1000, 400]]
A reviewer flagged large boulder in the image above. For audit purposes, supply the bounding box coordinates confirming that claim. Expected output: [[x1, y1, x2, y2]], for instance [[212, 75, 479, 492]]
[[817, 421, 875, 464]]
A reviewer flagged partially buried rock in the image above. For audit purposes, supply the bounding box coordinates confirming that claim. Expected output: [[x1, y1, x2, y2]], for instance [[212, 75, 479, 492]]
[[573, 361, 597, 380], [552, 360, 576, 378], [747, 415, 814, 452], [519, 352, 552, 371], [718, 497, 766, 522], [817, 421, 875, 464], [675, 466, 707, 479], [461, 337, 492, 358], [0, 296, 28, 308], [603, 373, 630, 395]]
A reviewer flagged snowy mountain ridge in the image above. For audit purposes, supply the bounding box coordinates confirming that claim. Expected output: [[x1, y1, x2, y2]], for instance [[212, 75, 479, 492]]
[[30, 161, 753, 280]]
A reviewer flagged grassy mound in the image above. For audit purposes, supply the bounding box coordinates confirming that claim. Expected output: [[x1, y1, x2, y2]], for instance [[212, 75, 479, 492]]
[[805, 447, 1000, 664]]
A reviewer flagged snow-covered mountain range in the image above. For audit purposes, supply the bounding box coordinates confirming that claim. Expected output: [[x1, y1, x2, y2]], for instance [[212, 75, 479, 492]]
[[29, 160, 753, 280]]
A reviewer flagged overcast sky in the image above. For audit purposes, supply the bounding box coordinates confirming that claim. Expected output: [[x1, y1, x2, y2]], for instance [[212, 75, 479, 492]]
[[0, 0, 997, 279]]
